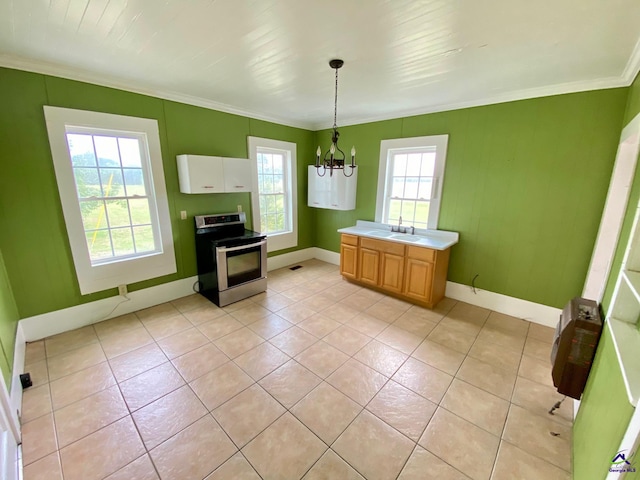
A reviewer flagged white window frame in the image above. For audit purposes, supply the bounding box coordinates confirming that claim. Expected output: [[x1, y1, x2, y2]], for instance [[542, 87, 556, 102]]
[[44, 106, 176, 295], [248, 136, 297, 252], [376, 135, 449, 230]]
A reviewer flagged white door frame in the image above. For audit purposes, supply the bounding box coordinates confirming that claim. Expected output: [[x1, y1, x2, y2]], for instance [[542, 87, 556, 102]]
[[583, 113, 640, 302], [0, 375, 20, 480]]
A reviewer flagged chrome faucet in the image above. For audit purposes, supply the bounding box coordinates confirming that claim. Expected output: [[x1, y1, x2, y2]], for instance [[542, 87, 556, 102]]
[[391, 216, 413, 234]]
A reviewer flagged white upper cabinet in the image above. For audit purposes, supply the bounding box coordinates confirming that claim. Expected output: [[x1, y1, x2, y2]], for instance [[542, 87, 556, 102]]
[[177, 154, 253, 194], [307, 165, 357, 210], [222, 157, 253, 192]]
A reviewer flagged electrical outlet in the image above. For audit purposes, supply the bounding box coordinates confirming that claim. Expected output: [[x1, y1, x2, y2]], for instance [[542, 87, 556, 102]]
[[237, 205, 242, 212], [118, 284, 128, 297], [180, 210, 187, 220]]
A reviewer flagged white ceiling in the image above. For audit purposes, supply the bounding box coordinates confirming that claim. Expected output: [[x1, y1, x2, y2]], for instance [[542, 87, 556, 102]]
[[1, 0, 639, 129]]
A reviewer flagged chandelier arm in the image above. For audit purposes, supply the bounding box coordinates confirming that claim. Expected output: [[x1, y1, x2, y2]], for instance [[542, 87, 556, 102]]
[[342, 166, 355, 177]]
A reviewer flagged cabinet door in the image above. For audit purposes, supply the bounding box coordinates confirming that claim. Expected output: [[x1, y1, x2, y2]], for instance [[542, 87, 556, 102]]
[[358, 248, 380, 286], [177, 155, 224, 193], [381, 253, 404, 294], [403, 258, 434, 303], [340, 244, 358, 279], [223, 157, 253, 192]]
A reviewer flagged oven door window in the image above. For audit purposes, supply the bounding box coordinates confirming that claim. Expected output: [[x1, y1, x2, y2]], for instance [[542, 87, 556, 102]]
[[225, 247, 262, 288]]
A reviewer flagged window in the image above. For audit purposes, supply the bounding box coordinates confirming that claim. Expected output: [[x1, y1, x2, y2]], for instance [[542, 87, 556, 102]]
[[376, 135, 448, 230], [44, 106, 176, 294], [248, 137, 297, 252]]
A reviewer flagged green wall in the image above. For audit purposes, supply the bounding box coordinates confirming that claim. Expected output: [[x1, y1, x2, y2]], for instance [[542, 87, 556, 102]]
[[574, 72, 640, 480], [315, 89, 628, 308], [0, 249, 19, 388], [0, 67, 315, 320]]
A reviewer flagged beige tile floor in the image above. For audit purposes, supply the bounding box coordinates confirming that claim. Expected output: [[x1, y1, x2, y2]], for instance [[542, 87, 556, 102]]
[[19, 259, 572, 480]]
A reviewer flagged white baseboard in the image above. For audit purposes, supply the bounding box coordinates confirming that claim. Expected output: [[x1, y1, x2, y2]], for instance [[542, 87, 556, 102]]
[[445, 281, 561, 328], [18, 248, 561, 345], [307, 247, 560, 328], [312, 247, 340, 265], [19, 248, 325, 342], [267, 248, 316, 271], [19, 276, 198, 342]]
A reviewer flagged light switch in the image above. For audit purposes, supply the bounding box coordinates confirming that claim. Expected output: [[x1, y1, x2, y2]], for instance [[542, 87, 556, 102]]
[[180, 210, 187, 220]]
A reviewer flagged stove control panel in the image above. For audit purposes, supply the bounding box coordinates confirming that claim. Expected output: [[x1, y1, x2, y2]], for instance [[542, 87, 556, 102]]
[[195, 212, 246, 229]]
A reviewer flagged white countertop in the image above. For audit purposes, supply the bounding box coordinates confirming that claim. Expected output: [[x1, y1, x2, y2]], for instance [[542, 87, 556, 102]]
[[338, 220, 459, 250]]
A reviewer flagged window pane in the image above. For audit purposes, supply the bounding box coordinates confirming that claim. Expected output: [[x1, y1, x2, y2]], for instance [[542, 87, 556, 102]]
[[415, 201, 430, 224], [262, 175, 273, 194], [420, 153, 436, 176], [401, 201, 416, 222], [418, 178, 433, 199], [123, 169, 146, 196], [273, 174, 284, 193], [273, 154, 283, 174], [118, 138, 142, 167], [405, 177, 419, 199], [388, 199, 402, 221], [85, 229, 112, 260], [266, 196, 276, 213], [276, 214, 285, 232], [263, 154, 273, 175], [67, 134, 96, 167], [133, 225, 155, 253], [94, 136, 121, 167], [259, 195, 266, 212], [129, 198, 151, 225], [256, 154, 263, 174], [80, 201, 107, 231], [393, 154, 407, 176], [391, 177, 404, 198], [100, 168, 124, 197], [266, 214, 277, 233], [73, 168, 102, 197], [111, 227, 134, 256], [105, 199, 130, 227], [260, 214, 267, 232], [275, 194, 285, 214], [406, 153, 421, 176]]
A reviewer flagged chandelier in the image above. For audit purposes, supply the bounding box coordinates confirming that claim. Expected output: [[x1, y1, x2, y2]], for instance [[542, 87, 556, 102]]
[[315, 59, 356, 177]]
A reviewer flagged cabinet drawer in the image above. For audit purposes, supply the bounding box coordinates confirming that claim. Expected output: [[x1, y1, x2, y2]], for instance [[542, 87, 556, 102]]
[[360, 237, 405, 256], [407, 246, 435, 262], [341, 234, 359, 246]]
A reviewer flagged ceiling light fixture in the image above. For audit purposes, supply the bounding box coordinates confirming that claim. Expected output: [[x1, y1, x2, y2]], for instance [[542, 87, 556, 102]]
[[315, 59, 356, 177]]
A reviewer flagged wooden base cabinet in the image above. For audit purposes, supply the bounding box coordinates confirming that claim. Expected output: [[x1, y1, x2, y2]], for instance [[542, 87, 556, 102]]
[[339, 234, 451, 308], [340, 234, 359, 280]]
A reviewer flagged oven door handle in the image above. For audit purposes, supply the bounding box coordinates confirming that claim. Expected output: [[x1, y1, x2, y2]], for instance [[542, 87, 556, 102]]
[[216, 240, 266, 253]]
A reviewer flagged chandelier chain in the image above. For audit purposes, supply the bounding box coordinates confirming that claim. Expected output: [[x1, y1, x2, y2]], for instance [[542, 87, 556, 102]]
[[333, 66, 339, 130]]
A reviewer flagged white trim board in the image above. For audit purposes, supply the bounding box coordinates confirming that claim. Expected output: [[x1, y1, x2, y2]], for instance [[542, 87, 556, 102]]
[[0, 55, 635, 132], [305, 247, 560, 327], [583, 112, 640, 301], [18, 246, 559, 344], [445, 282, 561, 327], [9, 325, 24, 430], [19, 277, 198, 342]]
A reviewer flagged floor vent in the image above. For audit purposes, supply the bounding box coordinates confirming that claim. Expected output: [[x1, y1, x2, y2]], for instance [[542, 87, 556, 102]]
[[289, 265, 303, 271]]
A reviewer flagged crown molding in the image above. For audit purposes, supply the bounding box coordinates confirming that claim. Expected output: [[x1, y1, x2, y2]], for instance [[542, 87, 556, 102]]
[[622, 36, 640, 85], [0, 55, 314, 130], [312, 75, 631, 130], [1, 54, 636, 134]]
